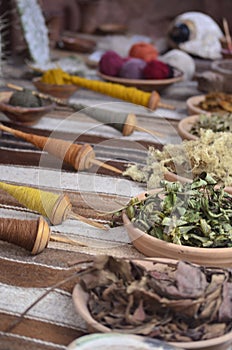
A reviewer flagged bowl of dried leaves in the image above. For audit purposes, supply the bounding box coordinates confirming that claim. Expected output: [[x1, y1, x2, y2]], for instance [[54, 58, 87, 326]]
[[72, 255, 232, 350], [186, 92, 232, 116], [114, 173, 232, 267], [178, 113, 232, 141]]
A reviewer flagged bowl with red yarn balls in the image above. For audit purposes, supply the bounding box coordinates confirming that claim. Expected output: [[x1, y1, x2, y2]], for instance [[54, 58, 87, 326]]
[[98, 47, 184, 92]]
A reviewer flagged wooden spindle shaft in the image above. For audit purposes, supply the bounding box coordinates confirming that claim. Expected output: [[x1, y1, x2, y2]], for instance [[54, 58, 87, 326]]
[[223, 18, 232, 50], [148, 91, 175, 110], [0, 216, 50, 254], [6, 83, 66, 106], [50, 193, 106, 229]]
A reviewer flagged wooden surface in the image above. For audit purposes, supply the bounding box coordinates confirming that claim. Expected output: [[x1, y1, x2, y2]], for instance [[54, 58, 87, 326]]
[[0, 48, 206, 349]]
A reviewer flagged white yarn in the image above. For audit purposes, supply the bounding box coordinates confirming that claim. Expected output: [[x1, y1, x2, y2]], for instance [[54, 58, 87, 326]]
[[159, 49, 195, 81]]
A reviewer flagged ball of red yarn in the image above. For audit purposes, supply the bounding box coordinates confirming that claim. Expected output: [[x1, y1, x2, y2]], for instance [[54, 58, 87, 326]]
[[143, 59, 174, 79], [129, 42, 158, 62], [119, 58, 146, 79], [99, 50, 125, 76]]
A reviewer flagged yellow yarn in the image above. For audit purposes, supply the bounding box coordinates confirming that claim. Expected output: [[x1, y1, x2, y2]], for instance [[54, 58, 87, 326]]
[[0, 181, 60, 221], [41, 68, 152, 107]]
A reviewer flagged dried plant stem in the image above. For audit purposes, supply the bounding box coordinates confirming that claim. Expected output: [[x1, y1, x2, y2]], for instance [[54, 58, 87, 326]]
[[5, 266, 96, 333]]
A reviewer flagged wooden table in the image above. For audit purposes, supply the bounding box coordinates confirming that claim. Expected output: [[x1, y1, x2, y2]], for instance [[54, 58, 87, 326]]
[[0, 54, 202, 349]]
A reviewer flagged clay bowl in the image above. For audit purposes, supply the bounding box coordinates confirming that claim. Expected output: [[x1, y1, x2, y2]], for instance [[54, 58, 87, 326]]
[[177, 115, 199, 140], [221, 49, 232, 59], [186, 95, 211, 115], [0, 91, 55, 125], [97, 23, 127, 34], [32, 77, 79, 99], [59, 35, 96, 53], [122, 185, 232, 268], [211, 59, 232, 76], [98, 68, 184, 92], [72, 258, 232, 350], [67, 333, 183, 350]]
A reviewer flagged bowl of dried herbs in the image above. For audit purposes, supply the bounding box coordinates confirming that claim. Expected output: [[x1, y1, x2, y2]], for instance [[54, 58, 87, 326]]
[[117, 173, 232, 267], [72, 255, 232, 350], [123, 129, 232, 189], [178, 113, 232, 141]]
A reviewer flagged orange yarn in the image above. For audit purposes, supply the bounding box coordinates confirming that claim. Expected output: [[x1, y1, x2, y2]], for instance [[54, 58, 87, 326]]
[[129, 42, 158, 62]]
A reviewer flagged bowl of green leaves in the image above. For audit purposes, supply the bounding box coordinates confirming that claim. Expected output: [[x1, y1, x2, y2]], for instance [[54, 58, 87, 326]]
[[114, 173, 232, 267], [178, 113, 232, 141]]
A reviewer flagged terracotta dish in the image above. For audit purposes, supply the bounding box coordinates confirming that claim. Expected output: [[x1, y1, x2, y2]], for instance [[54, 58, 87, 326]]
[[72, 258, 232, 350], [59, 35, 96, 53], [67, 333, 183, 350], [177, 115, 199, 140], [123, 212, 232, 268], [98, 68, 184, 92], [0, 91, 54, 125], [97, 23, 127, 34], [33, 77, 79, 99], [186, 95, 211, 115]]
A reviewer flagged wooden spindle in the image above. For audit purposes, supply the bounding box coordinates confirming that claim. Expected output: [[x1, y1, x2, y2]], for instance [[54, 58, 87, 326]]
[[0, 181, 106, 229], [0, 216, 50, 254], [0, 123, 122, 175]]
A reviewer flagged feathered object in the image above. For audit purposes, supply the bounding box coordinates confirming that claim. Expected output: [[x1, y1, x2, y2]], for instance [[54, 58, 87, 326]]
[[15, 0, 50, 65]]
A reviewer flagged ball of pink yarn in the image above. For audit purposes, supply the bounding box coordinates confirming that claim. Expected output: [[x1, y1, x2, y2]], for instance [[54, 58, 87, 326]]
[[119, 58, 146, 79], [99, 50, 125, 76], [143, 59, 174, 79]]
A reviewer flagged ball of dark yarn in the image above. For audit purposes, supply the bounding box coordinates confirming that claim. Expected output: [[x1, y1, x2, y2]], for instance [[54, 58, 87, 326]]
[[99, 50, 125, 76], [143, 60, 174, 79], [119, 58, 146, 79]]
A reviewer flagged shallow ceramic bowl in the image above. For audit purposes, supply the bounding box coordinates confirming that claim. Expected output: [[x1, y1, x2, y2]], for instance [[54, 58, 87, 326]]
[[177, 115, 199, 140], [0, 91, 55, 125], [72, 258, 232, 350], [221, 49, 232, 59], [122, 187, 232, 268], [211, 59, 232, 76], [98, 68, 184, 92], [97, 23, 127, 34], [186, 95, 211, 115], [67, 333, 183, 350], [59, 35, 96, 53], [32, 77, 79, 99]]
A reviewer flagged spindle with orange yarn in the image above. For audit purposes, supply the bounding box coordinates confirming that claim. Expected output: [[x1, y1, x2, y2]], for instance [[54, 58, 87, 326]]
[[0, 124, 122, 174], [0, 181, 106, 229]]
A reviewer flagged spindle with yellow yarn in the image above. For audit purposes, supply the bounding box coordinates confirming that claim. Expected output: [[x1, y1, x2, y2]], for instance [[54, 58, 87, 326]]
[[0, 124, 122, 174], [0, 181, 105, 229], [40, 68, 174, 110]]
